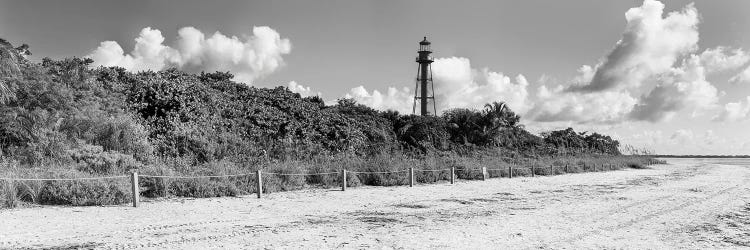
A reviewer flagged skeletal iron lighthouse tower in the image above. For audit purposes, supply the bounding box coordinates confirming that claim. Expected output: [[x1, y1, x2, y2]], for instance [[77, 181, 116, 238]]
[[413, 37, 436, 116]]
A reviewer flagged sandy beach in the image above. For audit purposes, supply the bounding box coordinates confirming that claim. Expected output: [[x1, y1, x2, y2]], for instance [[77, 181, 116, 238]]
[[1, 158, 749, 249]]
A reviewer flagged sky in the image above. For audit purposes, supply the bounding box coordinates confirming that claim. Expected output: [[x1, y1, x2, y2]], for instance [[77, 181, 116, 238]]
[[2, 0, 750, 155]]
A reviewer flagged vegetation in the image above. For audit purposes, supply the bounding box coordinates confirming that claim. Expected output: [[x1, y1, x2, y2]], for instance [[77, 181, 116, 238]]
[[0, 39, 660, 208]]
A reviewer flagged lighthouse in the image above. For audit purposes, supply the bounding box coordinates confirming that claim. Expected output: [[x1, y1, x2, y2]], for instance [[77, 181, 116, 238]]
[[413, 37, 436, 116]]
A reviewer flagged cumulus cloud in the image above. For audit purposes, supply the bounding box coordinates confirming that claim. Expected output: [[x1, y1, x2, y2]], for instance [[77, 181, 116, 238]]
[[730, 66, 750, 84], [431, 57, 530, 114], [87, 26, 291, 83], [344, 86, 414, 113], [629, 55, 719, 122], [528, 0, 723, 124], [527, 84, 637, 123], [573, 0, 699, 92], [527, 64, 638, 123], [699, 47, 750, 73], [287, 81, 321, 98], [713, 96, 750, 122]]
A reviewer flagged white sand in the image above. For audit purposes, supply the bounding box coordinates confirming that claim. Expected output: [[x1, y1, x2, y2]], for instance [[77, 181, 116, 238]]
[[1, 159, 749, 249]]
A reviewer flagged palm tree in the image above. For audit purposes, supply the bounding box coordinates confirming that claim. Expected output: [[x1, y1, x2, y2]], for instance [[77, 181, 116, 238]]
[[482, 101, 521, 130], [0, 79, 14, 104], [0, 78, 31, 148]]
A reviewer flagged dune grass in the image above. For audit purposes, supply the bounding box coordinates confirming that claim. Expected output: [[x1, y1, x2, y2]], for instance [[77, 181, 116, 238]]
[[0, 154, 663, 208]]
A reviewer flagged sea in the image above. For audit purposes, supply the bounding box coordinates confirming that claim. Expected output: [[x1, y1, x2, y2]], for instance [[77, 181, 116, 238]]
[[660, 157, 750, 167]]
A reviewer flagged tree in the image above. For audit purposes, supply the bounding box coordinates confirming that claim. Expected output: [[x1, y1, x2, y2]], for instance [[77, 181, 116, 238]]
[[393, 115, 448, 152], [482, 101, 521, 129], [583, 132, 620, 155], [443, 101, 524, 147], [443, 108, 484, 145], [0, 79, 13, 104], [542, 128, 621, 155]]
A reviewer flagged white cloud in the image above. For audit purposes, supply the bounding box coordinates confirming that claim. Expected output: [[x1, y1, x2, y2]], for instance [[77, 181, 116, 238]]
[[670, 129, 695, 144], [713, 96, 750, 122], [88, 41, 131, 69], [667, 129, 724, 147], [573, 0, 699, 92], [287, 81, 320, 98], [529, 0, 722, 124], [699, 47, 750, 73], [730, 66, 750, 84], [87, 26, 291, 84], [527, 64, 637, 123], [432, 57, 530, 114], [572, 65, 596, 84], [629, 55, 719, 122], [527, 85, 637, 123], [344, 86, 414, 113]]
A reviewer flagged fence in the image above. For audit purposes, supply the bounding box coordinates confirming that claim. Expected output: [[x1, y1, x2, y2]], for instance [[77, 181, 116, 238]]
[[1, 161, 643, 208]]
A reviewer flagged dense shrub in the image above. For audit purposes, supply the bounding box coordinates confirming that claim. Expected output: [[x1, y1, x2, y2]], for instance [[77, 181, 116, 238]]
[[542, 128, 620, 155], [0, 40, 652, 208], [37, 180, 130, 206], [68, 144, 143, 174], [167, 178, 244, 198]]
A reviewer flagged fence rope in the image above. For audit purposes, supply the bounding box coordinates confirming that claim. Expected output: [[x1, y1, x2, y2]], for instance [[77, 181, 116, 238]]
[[139, 173, 255, 179], [413, 169, 450, 172], [454, 168, 483, 172], [0, 176, 129, 181], [264, 172, 339, 176], [348, 170, 408, 174]]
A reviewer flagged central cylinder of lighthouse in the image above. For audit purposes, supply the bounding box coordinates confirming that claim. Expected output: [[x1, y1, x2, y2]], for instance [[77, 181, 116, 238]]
[[419, 58, 429, 116]]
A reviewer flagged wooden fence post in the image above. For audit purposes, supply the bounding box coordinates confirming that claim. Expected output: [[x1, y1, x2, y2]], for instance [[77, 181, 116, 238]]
[[509, 165, 513, 179], [450, 167, 455, 184], [409, 167, 414, 187], [130, 171, 139, 208], [161, 176, 167, 197], [531, 165, 535, 177], [481, 167, 488, 181], [256, 170, 263, 198], [341, 169, 347, 191]]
